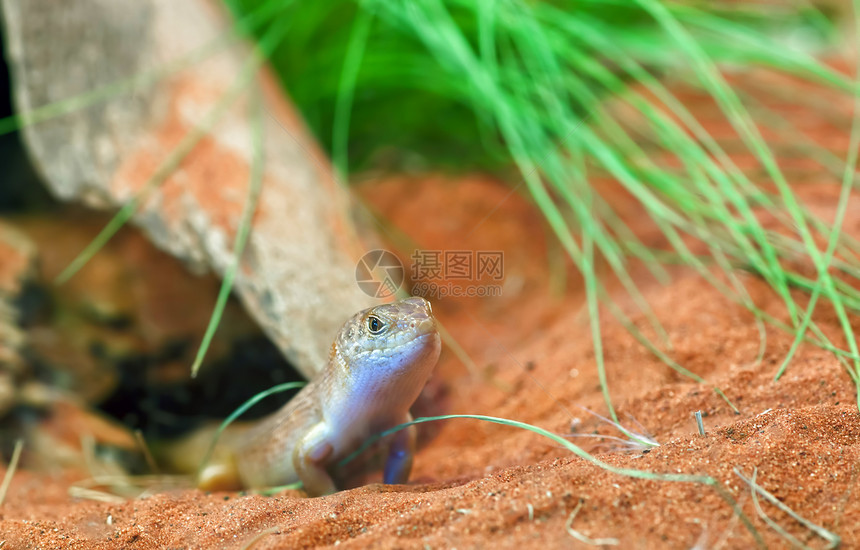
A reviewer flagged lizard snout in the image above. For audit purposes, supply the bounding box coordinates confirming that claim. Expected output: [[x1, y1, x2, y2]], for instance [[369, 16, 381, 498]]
[[412, 316, 436, 336]]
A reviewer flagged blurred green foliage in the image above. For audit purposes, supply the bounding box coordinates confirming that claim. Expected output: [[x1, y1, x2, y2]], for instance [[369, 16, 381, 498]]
[[222, 0, 835, 175]]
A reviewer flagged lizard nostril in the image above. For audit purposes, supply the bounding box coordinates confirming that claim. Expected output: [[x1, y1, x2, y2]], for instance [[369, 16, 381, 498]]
[[410, 322, 415, 328]]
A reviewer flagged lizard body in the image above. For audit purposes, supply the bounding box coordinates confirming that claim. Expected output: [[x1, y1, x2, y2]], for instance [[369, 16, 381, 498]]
[[197, 297, 440, 496]]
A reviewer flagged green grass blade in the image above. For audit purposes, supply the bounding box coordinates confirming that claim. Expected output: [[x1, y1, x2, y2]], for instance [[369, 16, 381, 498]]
[[56, 15, 293, 285], [340, 413, 764, 547], [190, 87, 266, 379], [332, 9, 373, 179], [197, 381, 306, 479]]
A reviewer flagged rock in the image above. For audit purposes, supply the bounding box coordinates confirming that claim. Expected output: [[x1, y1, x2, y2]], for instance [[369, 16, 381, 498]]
[[0, 0, 376, 377]]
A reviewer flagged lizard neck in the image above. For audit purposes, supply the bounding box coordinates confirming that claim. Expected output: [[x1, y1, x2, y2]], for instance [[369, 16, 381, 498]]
[[321, 333, 440, 429]]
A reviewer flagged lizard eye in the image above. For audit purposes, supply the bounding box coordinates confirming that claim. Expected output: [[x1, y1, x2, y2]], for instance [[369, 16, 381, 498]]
[[367, 315, 386, 335]]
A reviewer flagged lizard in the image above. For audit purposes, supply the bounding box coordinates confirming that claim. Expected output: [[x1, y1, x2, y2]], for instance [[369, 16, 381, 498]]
[[192, 296, 441, 496]]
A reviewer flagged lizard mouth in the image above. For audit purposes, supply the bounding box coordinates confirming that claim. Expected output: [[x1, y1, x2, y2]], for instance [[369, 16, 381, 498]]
[[409, 316, 437, 339]]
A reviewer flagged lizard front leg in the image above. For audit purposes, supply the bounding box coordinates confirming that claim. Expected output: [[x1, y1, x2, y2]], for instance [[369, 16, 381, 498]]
[[383, 413, 416, 485], [293, 422, 337, 496]]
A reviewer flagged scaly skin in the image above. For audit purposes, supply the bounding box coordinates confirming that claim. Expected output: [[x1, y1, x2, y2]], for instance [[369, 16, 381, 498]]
[[197, 297, 440, 496]]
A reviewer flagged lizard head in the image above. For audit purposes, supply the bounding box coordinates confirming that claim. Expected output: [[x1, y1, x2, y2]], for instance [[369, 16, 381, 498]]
[[333, 297, 440, 401]]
